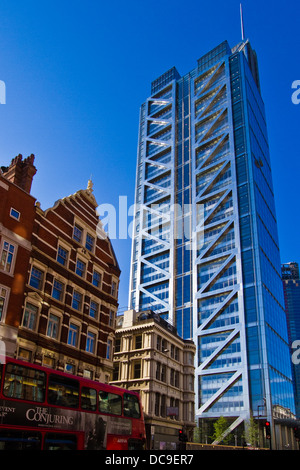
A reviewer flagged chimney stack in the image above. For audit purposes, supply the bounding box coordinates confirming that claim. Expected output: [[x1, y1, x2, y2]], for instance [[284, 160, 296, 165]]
[[1, 154, 37, 193]]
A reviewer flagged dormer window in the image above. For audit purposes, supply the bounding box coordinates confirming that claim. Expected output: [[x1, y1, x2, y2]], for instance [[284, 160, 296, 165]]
[[73, 224, 83, 244], [73, 221, 96, 255]]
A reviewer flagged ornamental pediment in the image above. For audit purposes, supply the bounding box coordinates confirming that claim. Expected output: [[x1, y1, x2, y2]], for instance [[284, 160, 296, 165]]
[[26, 291, 43, 303], [76, 247, 91, 260]]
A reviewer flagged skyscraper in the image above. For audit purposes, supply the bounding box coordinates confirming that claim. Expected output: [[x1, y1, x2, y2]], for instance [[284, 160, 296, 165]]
[[282, 262, 300, 419], [129, 39, 296, 448]]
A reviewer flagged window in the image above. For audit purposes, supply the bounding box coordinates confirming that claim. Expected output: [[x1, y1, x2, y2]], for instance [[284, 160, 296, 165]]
[[161, 394, 166, 417], [156, 363, 161, 380], [92, 270, 101, 288], [188, 374, 193, 391], [65, 363, 75, 374], [187, 351, 194, 365], [115, 338, 121, 353], [106, 339, 112, 360], [18, 348, 32, 362], [109, 310, 115, 327], [162, 339, 168, 352], [57, 246, 68, 266], [99, 391, 122, 415], [86, 331, 96, 354], [72, 290, 83, 311], [10, 208, 20, 221], [83, 369, 93, 380], [67, 323, 79, 347], [0, 430, 41, 450], [0, 287, 8, 322], [161, 364, 166, 382], [81, 387, 97, 411], [47, 314, 60, 340], [0, 241, 15, 273], [155, 393, 160, 415], [112, 363, 120, 381], [124, 393, 141, 418], [29, 266, 44, 290], [73, 224, 83, 243], [89, 300, 99, 319], [76, 259, 86, 278], [42, 356, 55, 368], [22, 302, 38, 330], [52, 280, 64, 302], [170, 369, 174, 386], [111, 281, 117, 297], [135, 335, 142, 349], [85, 233, 95, 252], [48, 374, 79, 408], [133, 361, 141, 379], [44, 433, 77, 450], [3, 363, 46, 402]]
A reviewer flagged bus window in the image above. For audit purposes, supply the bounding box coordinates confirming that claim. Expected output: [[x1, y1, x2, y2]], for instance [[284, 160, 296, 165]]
[[3, 363, 46, 402], [81, 386, 97, 411], [99, 391, 122, 415], [44, 433, 77, 450], [128, 438, 145, 450], [123, 393, 141, 418], [48, 374, 79, 408], [0, 431, 41, 450]]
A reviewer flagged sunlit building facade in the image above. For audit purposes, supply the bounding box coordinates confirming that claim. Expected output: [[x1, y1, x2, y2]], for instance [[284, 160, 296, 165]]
[[0, 154, 120, 383], [129, 39, 296, 448]]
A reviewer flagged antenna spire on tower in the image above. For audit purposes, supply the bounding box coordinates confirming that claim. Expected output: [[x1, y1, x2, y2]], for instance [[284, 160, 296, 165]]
[[240, 3, 245, 41]]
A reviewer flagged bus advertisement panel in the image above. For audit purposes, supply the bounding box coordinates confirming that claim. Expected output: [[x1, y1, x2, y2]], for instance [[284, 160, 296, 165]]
[[0, 358, 145, 450]]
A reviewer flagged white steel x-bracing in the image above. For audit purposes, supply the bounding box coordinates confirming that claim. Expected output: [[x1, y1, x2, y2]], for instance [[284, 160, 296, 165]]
[[133, 81, 176, 319], [192, 59, 248, 424]]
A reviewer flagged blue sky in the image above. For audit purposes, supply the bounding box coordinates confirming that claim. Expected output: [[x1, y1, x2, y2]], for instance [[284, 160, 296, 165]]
[[0, 0, 299, 310]]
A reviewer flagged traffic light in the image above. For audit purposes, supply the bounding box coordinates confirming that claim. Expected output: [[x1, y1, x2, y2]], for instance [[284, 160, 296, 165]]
[[178, 429, 188, 442], [265, 421, 271, 440], [293, 426, 300, 441]]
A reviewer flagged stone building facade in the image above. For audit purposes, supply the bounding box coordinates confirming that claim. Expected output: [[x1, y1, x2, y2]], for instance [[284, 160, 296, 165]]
[[111, 309, 196, 449]]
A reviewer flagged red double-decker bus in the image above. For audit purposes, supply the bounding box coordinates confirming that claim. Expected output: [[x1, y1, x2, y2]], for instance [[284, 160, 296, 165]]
[[0, 358, 146, 450]]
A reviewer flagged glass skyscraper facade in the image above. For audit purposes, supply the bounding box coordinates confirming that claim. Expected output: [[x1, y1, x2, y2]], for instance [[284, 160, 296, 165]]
[[282, 262, 300, 419], [129, 39, 296, 446]]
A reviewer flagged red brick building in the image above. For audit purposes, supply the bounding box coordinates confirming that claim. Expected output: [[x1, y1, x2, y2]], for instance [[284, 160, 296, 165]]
[[0, 154, 36, 357], [0, 155, 120, 383]]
